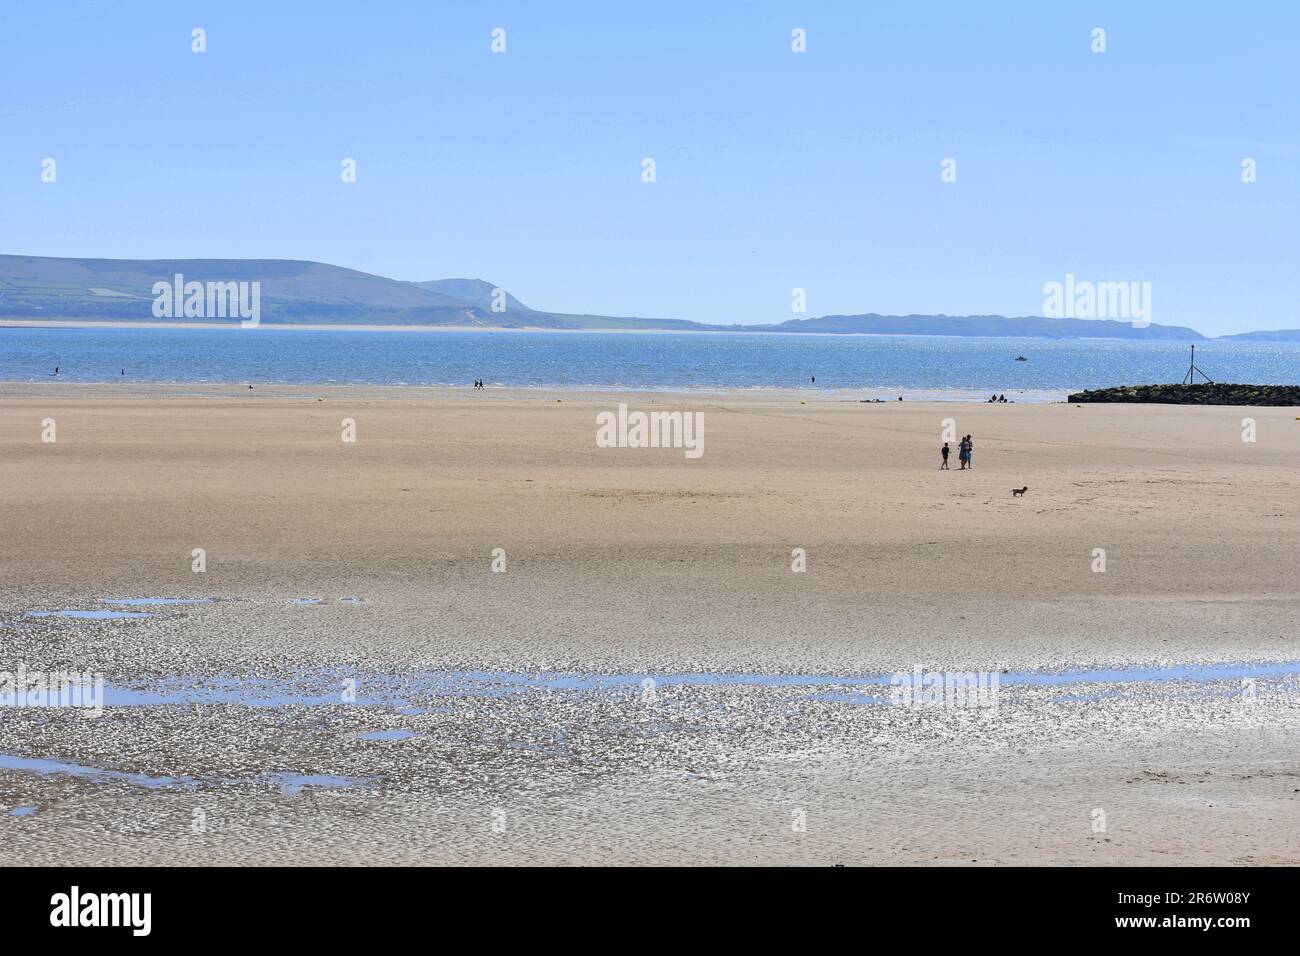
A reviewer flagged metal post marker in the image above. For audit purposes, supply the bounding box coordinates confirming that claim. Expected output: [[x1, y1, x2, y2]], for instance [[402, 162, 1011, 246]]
[[1182, 344, 1215, 385]]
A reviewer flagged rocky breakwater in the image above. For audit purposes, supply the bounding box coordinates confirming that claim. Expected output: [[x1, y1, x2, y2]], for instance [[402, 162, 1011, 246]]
[[1067, 383, 1300, 405]]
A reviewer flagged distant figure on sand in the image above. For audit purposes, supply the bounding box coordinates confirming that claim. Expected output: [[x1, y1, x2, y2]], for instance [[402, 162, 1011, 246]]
[[940, 442, 950, 469], [53, 366, 59, 376], [959, 435, 972, 470]]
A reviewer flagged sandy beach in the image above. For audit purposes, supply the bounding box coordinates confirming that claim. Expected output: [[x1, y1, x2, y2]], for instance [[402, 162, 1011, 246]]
[[1, 383, 1297, 865]]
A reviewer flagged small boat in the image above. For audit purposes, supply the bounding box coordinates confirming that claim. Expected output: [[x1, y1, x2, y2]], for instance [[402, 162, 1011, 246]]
[[1014, 355, 1027, 361]]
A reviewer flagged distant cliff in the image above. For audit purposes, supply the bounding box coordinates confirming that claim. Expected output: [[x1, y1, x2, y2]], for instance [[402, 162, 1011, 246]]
[[1068, 383, 1300, 405]]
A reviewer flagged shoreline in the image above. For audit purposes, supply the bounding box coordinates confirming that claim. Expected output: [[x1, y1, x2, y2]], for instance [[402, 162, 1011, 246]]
[[0, 380, 1071, 403], [8, 380, 1300, 407], [9, 378, 1300, 408]]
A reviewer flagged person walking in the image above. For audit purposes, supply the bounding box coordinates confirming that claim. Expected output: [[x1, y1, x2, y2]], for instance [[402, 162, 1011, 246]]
[[940, 442, 950, 469]]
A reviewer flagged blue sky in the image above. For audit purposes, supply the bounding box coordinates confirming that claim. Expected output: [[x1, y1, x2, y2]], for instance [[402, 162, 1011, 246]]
[[1, 1, 1295, 334]]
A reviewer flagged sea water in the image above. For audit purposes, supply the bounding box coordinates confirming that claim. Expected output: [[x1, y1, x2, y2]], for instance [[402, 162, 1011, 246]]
[[3, 327, 1297, 401]]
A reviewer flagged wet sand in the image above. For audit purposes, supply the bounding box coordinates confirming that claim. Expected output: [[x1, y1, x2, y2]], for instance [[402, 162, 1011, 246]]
[[1, 384, 1297, 864]]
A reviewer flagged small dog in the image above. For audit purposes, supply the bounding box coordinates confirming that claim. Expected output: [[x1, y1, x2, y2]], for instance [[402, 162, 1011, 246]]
[[1012, 486, 1028, 497]]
